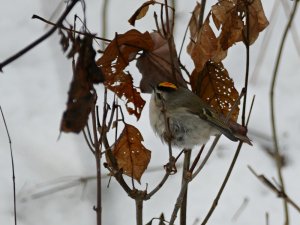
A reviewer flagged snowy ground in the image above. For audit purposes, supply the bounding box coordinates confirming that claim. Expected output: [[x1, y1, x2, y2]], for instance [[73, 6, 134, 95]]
[[1, 1, 300, 225]]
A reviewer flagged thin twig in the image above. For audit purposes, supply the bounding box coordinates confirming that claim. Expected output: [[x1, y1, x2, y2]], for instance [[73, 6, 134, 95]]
[[1, 106, 17, 225], [83, 128, 95, 154], [169, 181, 189, 225], [189, 145, 205, 173], [180, 150, 191, 225], [91, 103, 102, 225], [192, 135, 220, 180], [169, 136, 220, 225], [101, 0, 110, 49], [241, 2, 250, 126], [32, 14, 111, 42], [164, 0, 178, 85], [231, 197, 249, 222], [266, 212, 269, 225], [248, 166, 300, 214], [0, 0, 80, 72], [270, 1, 299, 224], [246, 95, 255, 127], [201, 141, 244, 225], [198, 0, 206, 30], [280, 0, 300, 56]]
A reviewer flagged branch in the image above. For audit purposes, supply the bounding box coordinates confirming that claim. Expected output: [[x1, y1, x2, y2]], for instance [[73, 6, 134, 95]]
[[91, 104, 102, 225], [270, 1, 299, 224], [1, 106, 17, 225], [201, 141, 243, 225], [180, 150, 191, 225], [0, 0, 80, 72], [32, 14, 111, 43]]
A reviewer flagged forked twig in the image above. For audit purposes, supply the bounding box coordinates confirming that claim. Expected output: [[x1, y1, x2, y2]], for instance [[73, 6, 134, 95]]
[[248, 166, 300, 213]]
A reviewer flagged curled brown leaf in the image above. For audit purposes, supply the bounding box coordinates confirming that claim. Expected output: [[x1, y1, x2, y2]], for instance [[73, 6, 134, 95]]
[[128, 0, 156, 26], [61, 36, 104, 133], [105, 72, 145, 119], [111, 124, 151, 182]]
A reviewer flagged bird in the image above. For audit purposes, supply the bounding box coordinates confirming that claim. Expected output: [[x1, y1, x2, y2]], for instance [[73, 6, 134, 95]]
[[149, 81, 252, 149]]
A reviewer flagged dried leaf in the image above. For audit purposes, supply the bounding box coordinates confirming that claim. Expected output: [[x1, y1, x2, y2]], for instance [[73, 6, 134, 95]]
[[137, 32, 187, 93], [187, 16, 221, 72], [97, 29, 152, 119], [211, 0, 269, 48], [128, 0, 156, 26], [187, 2, 202, 37], [105, 72, 145, 119], [97, 29, 153, 77], [212, 1, 244, 50], [61, 36, 104, 133], [112, 124, 151, 182], [246, 0, 269, 44], [191, 60, 239, 122]]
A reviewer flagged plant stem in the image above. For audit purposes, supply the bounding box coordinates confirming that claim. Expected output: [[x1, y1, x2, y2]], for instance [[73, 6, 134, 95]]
[[1, 107, 17, 225], [135, 199, 143, 225], [101, 0, 109, 49], [180, 150, 191, 225], [92, 106, 102, 225], [270, 1, 299, 224]]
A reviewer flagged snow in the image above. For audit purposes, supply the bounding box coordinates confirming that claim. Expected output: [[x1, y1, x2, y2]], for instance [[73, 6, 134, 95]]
[[1, 1, 300, 225]]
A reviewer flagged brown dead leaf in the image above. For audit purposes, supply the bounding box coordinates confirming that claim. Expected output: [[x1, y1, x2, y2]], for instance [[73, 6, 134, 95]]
[[187, 14, 226, 72], [61, 36, 104, 133], [105, 72, 145, 119], [128, 0, 156, 26], [246, 0, 269, 44], [97, 29, 153, 77], [112, 124, 151, 182], [97, 29, 153, 119], [211, 0, 269, 48], [137, 32, 187, 93], [191, 60, 239, 122], [187, 2, 202, 37]]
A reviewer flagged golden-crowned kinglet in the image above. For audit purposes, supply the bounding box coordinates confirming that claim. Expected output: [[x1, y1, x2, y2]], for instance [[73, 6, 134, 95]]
[[149, 82, 251, 148]]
